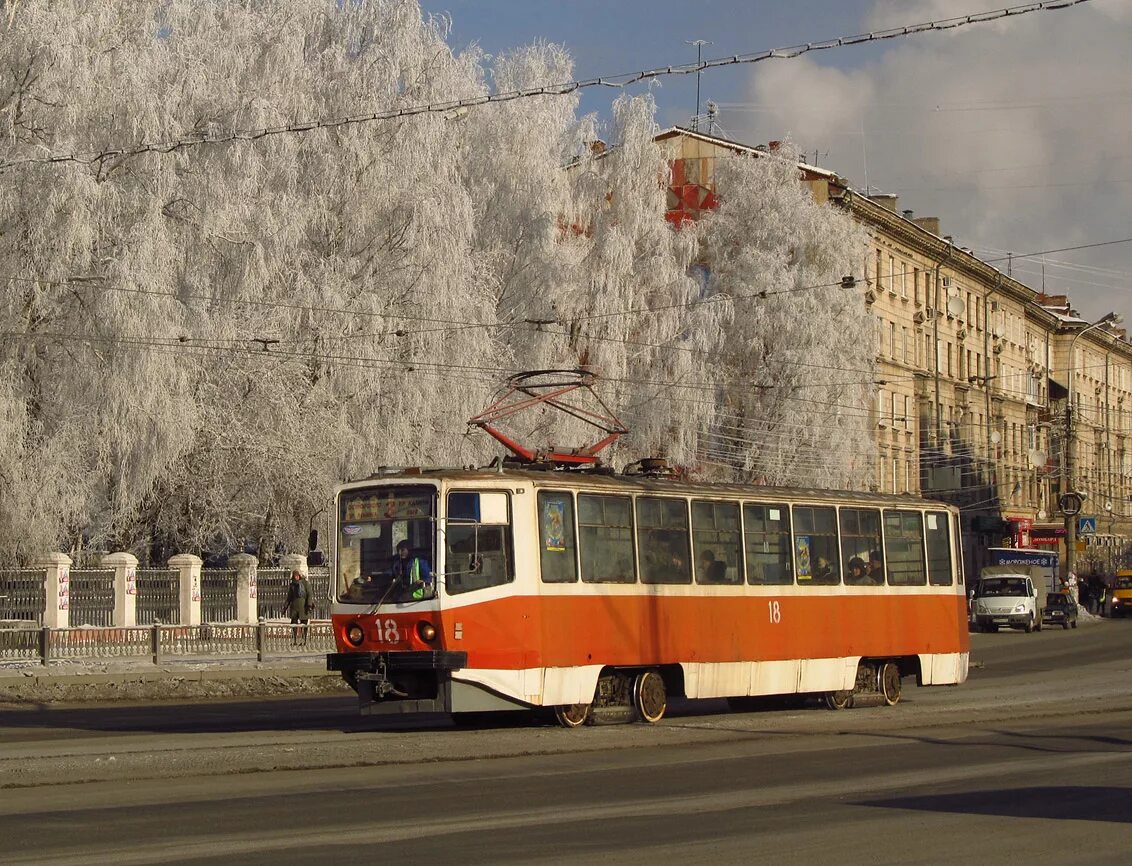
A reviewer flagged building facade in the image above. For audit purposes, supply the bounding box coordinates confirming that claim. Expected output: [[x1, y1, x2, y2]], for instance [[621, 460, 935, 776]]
[[655, 127, 1132, 579]]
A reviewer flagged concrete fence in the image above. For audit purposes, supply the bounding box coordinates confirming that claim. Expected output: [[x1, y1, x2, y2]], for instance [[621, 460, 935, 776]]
[[0, 622, 335, 666], [0, 553, 332, 627]]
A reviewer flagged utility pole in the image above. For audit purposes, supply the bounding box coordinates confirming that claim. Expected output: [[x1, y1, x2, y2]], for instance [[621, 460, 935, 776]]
[[932, 239, 955, 448], [1064, 312, 1122, 579], [686, 39, 711, 131]]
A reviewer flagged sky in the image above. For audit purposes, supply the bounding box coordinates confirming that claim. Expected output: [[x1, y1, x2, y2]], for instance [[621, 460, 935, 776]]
[[421, 0, 1132, 324]]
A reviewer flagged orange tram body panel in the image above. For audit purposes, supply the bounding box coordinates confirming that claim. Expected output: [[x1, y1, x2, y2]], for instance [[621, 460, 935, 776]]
[[327, 468, 969, 723]]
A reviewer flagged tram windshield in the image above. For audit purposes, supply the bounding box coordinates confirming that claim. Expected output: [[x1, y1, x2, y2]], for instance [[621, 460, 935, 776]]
[[337, 485, 436, 605]]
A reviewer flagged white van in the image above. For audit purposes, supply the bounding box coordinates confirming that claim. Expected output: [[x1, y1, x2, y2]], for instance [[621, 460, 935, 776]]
[[972, 566, 1043, 633]]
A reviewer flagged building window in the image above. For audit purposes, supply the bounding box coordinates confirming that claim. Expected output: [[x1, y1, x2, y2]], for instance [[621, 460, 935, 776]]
[[902, 327, 909, 364]]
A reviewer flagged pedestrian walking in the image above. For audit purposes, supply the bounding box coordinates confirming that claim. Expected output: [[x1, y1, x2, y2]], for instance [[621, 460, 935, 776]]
[[284, 569, 314, 644]]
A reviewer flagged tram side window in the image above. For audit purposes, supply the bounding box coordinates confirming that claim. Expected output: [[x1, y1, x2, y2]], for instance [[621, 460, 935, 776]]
[[925, 511, 953, 586], [445, 491, 514, 595], [578, 494, 636, 583], [793, 505, 840, 585], [884, 509, 927, 586], [692, 500, 742, 585], [538, 491, 578, 583], [840, 508, 883, 586], [636, 496, 692, 584], [743, 503, 793, 585]]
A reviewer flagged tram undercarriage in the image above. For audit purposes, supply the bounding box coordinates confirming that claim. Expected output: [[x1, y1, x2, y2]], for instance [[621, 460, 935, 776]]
[[330, 652, 915, 726]]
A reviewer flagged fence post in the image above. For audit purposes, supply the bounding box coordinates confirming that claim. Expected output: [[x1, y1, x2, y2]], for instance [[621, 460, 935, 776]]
[[36, 552, 72, 629], [256, 618, 266, 662], [151, 623, 161, 665], [229, 553, 258, 625], [39, 626, 51, 666], [103, 552, 139, 627], [168, 553, 202, 626]]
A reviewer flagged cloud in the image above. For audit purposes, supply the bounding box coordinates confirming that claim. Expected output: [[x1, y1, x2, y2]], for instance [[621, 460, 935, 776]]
[[731, 0, 1132, 320]]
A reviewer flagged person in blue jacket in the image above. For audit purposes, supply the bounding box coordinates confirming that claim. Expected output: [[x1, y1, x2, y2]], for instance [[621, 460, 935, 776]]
[[391, 539, 434, 600]]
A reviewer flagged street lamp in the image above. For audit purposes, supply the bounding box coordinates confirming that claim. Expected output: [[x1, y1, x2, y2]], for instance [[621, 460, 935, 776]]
[[1064, 311, 1122, 578]]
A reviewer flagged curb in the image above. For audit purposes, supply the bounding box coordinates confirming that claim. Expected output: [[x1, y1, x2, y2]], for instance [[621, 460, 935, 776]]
[[0, 664, 336, 688]]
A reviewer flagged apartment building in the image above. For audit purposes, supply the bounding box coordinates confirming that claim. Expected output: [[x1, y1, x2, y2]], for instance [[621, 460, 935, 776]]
[[655, 126, 1130, 576]]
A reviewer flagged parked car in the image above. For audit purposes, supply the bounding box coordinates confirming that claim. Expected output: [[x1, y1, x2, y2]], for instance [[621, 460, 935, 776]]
[[972, 566, 1044, 633], [1042, 592, 1078, 629]]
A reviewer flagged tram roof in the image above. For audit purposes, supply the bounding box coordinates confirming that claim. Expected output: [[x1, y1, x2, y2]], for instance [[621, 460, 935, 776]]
[[343, 466, 953, 510]]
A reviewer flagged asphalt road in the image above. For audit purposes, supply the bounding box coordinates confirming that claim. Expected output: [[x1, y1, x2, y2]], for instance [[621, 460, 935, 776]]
[[1, 619, 1129, 865]]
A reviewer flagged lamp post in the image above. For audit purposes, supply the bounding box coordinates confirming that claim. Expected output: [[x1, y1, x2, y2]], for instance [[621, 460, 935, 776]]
[[1064, 312, 1122, 578]]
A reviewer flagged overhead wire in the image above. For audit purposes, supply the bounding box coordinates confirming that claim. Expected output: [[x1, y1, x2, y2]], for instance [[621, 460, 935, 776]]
[[0, 0, 1093, 174]]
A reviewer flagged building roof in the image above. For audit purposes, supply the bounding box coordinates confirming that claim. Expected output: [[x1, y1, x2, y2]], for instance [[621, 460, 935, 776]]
[[654, 126, 839, 180]]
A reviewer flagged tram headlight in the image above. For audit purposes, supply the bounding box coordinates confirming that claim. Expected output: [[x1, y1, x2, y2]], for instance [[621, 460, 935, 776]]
[[416, 621, 437, 643], [346, 623, 365, 646]]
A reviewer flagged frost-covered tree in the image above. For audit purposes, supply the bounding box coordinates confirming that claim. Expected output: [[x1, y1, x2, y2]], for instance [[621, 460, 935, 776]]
[[0, 0, 875, 563], [695, 146, 875, 488]]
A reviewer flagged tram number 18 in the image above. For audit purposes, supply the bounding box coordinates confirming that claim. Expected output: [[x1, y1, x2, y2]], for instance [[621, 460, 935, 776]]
[[767, 600, 782, 624], [375, 619, 400, 642]]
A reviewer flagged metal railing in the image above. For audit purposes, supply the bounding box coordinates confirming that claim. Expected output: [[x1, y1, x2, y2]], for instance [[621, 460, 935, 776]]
[[68, 568, 115, 627], [256, 567, 332, 620], [0, 625, 40, 661], [201, 568, 238, 623], [0, 568, 47, 624], [135, 568, 179, 625], [0, 622, 333, 665], [256, 567, 289, 618]]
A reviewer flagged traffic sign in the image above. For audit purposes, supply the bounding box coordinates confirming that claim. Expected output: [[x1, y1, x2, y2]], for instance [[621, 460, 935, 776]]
[[1077, 516, 1097, 536]]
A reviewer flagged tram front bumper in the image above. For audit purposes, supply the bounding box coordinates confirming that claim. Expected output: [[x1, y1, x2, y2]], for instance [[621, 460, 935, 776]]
[[327, 650, 468, 675], [327, 651, 469, 715]]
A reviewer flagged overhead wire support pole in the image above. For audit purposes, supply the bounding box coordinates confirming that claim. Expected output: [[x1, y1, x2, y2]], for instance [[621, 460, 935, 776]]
[[1064, 312, 1122, 579], [685, 39, 712, 131]]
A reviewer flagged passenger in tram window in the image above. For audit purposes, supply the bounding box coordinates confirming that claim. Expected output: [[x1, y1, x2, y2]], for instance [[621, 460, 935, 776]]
[[698, 549, 727, 583], [813, 556, 833, 581], [866, 551, 885, 584], [667, 546, 684, 571], [847, 557, 867, 583]]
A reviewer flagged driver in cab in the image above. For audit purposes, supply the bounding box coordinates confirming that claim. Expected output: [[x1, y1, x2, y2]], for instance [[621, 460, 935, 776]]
[[392, 539, 434, 600]]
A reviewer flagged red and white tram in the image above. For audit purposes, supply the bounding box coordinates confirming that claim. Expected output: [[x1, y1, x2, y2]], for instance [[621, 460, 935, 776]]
[[326, 466, 969, 724]]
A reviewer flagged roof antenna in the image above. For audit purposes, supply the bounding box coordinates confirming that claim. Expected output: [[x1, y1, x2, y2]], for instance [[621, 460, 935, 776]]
[[685, 39, 711, 131]]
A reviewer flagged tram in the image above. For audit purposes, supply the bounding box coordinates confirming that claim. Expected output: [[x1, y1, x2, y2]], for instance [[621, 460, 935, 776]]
[[325, 464, 969, 725]]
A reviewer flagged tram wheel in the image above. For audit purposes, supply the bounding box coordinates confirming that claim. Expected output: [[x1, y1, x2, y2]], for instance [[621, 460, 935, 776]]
[[879, 662, 902, 706], [553, 703, 593, 728], [824, 690, 852, 711], [632, 670, 667, 724]]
